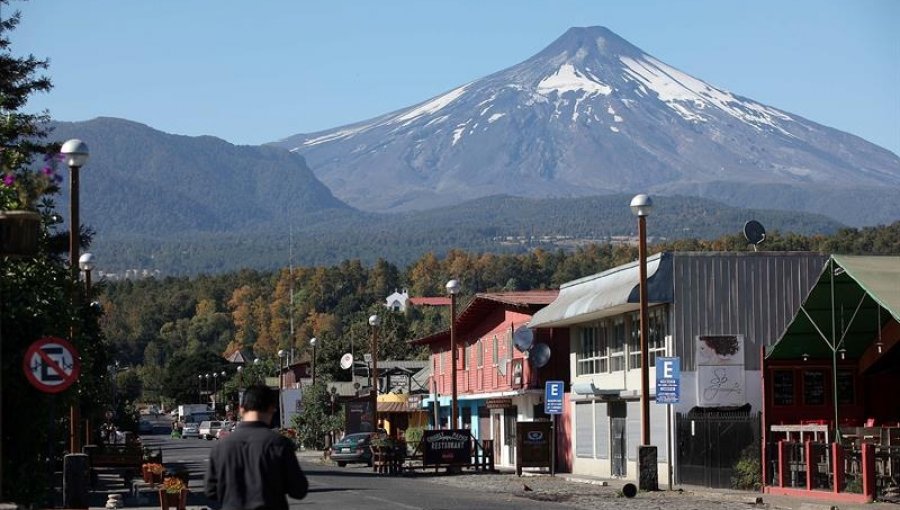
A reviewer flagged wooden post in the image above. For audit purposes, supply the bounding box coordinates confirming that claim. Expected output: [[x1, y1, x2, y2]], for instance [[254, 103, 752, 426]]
[[778, 440, 788, 487], [862, 443, 875, 499], [832, 442, 843, 493]]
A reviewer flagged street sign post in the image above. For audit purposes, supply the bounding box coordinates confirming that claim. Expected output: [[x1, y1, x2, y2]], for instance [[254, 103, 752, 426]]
[[656, 357, 680, 404], [544, 380, 565, 476], [23, 336, 81, 394], [544, 380, 564, 414]]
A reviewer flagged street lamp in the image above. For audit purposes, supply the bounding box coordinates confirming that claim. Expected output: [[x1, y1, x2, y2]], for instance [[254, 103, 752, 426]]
[[278, 349, 287, 429], [61, 138, 89, 455], [446, 279, 460, 429], [630, 193, 656, 491], [79, 252, 95, 294], [368, 314, 381, 431], [309, 337, 317, 385], [61, 139, 89, 277]]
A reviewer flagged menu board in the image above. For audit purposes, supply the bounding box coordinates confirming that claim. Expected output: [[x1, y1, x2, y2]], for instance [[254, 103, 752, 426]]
[[837, 370, 855, 405], [803, 370, 826, 406], [773, 370, 794, 406]]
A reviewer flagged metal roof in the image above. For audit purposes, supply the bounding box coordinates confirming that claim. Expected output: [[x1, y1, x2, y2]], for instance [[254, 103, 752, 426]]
[[409, 290, 559, 345], [766, 255, 900, 361], [529, 252, 672, 328]]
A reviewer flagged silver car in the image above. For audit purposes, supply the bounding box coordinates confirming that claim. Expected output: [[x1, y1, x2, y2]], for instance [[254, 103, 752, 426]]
[[181, 422, 200, 439]]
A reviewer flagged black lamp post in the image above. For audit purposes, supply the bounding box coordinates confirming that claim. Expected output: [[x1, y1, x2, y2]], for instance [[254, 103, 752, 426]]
[[630, 193, 657, 491], [310, 337, 317, 385], [61, 139, 89, 455], [368, 314, 381, 431], [446, 279, 460, 429]]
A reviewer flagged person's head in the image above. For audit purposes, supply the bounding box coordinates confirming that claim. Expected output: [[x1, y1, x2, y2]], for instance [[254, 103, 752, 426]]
[[240, 385, 278, 424]]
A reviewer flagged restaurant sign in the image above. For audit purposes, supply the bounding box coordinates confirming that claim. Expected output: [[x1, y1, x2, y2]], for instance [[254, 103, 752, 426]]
[[485, 398, 513, 409], [422, 429, 472, 466]]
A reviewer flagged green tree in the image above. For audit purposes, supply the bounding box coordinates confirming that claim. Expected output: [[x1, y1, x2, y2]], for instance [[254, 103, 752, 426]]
[[1, 3, 110, 504], [160, 350, 229, 403], [292, 381, 342, 449]]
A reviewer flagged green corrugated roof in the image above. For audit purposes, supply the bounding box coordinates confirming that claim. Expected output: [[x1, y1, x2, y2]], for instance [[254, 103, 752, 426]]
[[766, 255, 900, 360]]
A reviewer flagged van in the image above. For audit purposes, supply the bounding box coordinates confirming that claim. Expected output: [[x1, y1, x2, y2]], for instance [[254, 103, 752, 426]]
[[198, 420, 223, 440]]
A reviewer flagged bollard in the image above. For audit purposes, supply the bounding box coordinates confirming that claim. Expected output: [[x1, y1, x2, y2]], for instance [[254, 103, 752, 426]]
[[63, 453, 90, 509]]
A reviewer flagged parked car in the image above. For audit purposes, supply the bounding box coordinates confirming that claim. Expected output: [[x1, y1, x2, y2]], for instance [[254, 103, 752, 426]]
[[181, 422, 200, 439], [138, 420, 154, 434], [216, 421, 235, 440], [330, 432, 375, 467], [198, 420, 224, 440]]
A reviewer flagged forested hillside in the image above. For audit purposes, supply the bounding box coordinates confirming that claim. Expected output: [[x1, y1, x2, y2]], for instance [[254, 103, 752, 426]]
[[101, 222, 900, 404], [93, 193, 844, 275]]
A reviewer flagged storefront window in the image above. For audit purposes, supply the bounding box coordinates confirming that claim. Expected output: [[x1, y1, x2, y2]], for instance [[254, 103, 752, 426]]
[[610, 317, 626, 372], [803, 370, 826, 406], [837, 369, 854, 405], [576, 325, 599, 375]]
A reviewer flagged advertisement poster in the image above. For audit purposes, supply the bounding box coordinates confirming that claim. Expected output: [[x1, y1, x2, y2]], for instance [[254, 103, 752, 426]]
[[696, 335, 745, 407], [422, 429, 472, 466]]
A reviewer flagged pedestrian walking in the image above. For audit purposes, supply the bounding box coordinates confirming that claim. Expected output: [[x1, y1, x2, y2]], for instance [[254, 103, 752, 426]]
[[205, 384, 308, 509]]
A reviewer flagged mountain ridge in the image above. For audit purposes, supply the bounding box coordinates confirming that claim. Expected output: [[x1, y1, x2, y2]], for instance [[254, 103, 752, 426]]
[[272, 26, 900, 226]]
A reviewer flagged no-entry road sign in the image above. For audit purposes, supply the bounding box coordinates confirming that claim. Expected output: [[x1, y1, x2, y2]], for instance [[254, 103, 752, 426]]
[[23, 336, 81, 393]]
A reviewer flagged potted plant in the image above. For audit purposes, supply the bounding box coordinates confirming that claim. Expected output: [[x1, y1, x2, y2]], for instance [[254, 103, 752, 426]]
[[0, 151, 62, 257], [141, 462, 165, 484], [158, 476, 188, 510]]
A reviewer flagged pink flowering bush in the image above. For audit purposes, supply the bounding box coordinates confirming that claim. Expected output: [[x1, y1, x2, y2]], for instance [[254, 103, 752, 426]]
[[0, 150, 63, 211]]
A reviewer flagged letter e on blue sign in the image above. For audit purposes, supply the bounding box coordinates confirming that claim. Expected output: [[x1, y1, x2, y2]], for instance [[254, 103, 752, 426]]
[[544, 380, 564, 414], [655, 357, 680, 404]]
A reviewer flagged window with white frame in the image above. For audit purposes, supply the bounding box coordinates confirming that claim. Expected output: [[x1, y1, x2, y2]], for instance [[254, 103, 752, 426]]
[[610, 316, 626, 372], [647, 307, 667, 365], [492, 335, 498, 366], [576, 325, 599, 376], [507, 326, 514, 358], [627, 307, 669, 369], [477, 337, 484, 367], [628, 312, 641, 370]]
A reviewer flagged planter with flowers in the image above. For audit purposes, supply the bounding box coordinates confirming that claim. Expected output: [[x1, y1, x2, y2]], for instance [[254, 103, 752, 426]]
[[141, 462, 165, 484], [158, 476, 188, 510], [0, 152, 62, 258]]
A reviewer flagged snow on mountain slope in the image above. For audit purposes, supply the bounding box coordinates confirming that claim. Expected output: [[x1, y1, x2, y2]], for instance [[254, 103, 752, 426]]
[[272, 27, 900, 226]]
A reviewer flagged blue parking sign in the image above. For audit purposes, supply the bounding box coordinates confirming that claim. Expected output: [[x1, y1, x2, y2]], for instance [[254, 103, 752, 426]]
[[544, 380, 564, 414], [656, 357, 680, 404]]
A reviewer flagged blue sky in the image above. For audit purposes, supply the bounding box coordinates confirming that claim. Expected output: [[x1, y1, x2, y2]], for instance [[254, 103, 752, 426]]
[[12, 0, 900, 155]]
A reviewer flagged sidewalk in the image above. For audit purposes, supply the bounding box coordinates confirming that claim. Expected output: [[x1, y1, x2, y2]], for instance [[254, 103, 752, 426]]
[[298, 449, 898, 510]]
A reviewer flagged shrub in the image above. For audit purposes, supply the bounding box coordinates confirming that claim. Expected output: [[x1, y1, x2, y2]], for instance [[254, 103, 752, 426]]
[[731, 442, 761, 490]]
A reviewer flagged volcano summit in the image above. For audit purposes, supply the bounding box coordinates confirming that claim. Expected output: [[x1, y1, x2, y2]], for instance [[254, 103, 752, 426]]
[[275, 27, 900, 226]]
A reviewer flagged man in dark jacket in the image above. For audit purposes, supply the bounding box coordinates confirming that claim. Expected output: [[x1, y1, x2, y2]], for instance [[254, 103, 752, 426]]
[[205, 385, 308, 509]]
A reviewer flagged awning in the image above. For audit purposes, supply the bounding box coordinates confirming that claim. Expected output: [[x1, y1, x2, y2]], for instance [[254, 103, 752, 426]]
[[766, 255, 900, 360], [529, 252, 673, 328]]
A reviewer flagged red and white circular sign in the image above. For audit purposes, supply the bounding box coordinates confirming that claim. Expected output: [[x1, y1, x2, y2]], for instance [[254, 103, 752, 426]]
[[23, 336, 81, 393]]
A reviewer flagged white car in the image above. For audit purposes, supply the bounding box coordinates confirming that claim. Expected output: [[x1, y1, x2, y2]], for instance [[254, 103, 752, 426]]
[[181, 422, 200, 439], [198, 420, 224, 440]]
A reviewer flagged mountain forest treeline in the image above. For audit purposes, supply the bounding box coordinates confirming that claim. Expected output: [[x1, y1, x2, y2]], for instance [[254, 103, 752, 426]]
[[104, 222, 900, 404]]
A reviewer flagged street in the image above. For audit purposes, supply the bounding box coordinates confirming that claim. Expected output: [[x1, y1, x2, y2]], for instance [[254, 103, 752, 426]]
[[140, 433, 560, 509], [135, 432, 791, 510]]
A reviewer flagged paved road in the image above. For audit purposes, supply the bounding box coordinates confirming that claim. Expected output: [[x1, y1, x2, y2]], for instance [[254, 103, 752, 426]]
[[131, 433, 899, 510]]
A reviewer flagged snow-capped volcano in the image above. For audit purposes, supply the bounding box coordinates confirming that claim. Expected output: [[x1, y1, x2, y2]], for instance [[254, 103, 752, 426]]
[[273, 27, 900, 226]]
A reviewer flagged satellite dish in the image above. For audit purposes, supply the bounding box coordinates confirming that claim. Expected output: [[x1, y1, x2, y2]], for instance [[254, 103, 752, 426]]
[[743, 220, 766, 250], [527, 343, 551, 368], [513, 326, 534, 352], [340, 353, 353, 370]]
